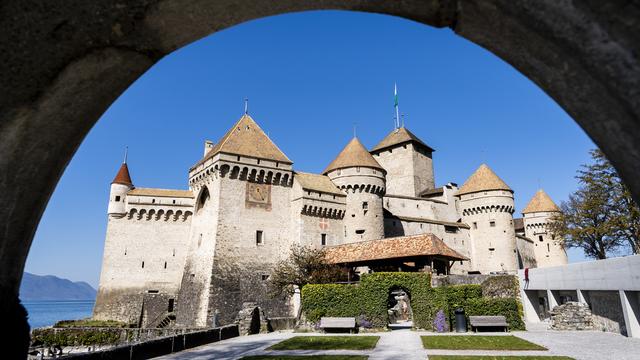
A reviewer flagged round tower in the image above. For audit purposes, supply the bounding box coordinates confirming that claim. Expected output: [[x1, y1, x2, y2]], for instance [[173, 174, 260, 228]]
[[108, 160, 133, 217], [324, 137, 386, 243], [457, 164, 518, 274], [522, 189, 568, 267]]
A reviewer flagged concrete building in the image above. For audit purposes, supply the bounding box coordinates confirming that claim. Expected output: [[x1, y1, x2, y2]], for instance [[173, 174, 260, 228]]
[[520, 255, 640, 338], [94, 113, 568, 328]]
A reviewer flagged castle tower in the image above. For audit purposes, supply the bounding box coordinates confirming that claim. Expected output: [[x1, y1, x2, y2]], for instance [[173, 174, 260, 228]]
[[107, 158, 133, 217], [370, 127, 435, 196], [522, 189, 568, 267], [457, 164, 518, 273], [324, 137, 386, 243], [177, 113, 295, 327]]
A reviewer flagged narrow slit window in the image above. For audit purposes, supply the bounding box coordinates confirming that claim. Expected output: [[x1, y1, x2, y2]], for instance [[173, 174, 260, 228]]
[[321, 234, 327, 246], [141, 261, 145, 269], [256, 230, 264, 245]]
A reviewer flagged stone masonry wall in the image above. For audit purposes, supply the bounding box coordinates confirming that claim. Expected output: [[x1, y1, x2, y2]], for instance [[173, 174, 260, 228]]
[[550, 301, 595, 331], [94, 210, 191, 324]]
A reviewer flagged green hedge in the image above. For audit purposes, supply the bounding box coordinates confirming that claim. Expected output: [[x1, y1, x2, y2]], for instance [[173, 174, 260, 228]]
[[31, 328, 122, 346], [301, 273, 524, 331]]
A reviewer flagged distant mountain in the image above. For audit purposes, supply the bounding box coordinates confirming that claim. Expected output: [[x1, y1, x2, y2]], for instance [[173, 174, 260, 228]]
[[20, 272, 96, 301]]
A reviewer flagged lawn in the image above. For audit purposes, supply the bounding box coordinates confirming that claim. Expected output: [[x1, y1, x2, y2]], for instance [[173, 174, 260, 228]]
[[427, 357, 574, 360], [421, 336, 547, 351], [242, 356, 368, 360], [267, 336, 380, 350]]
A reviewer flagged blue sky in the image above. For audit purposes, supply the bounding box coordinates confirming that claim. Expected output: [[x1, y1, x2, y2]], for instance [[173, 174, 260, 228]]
[[25, 11, 596, 287]]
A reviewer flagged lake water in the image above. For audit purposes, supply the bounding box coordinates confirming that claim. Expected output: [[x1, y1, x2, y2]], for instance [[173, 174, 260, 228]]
[[23, 300, 95, 329]]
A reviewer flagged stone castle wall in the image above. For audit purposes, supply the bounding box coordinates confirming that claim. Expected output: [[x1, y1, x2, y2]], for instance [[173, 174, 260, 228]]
[[372, 142, 434, 196], [460, 190, 518, 273], [93, 208, 191, 324], [175, 178, 222, 328], [524, 211, 568, 268]]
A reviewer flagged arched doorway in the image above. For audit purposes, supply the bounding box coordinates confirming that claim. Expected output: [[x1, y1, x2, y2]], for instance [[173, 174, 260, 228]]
[[388, 286, 413, 329], [2, 2, 640, 357]]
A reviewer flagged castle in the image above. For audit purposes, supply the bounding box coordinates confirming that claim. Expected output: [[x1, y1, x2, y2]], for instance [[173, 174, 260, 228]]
[[93, 113, 568, 328]]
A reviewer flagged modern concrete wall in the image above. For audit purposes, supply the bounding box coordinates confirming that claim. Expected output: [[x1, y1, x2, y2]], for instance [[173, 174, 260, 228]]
[[519, 255, 640, 338]]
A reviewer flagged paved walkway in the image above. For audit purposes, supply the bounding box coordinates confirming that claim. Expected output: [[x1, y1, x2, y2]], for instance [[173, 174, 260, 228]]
[[157, 325, 640, 360]]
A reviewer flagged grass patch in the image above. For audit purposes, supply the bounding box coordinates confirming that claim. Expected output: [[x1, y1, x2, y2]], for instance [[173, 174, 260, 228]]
[[428, 357, 574, 360], [242, 356, 368, 360], [268, 336, 379, 350], [421, 336, 546, 351]]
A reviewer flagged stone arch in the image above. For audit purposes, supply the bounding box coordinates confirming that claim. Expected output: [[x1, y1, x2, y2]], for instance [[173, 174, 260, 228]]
[[3, 3, 640, 355], [231, 165, 240, 179]]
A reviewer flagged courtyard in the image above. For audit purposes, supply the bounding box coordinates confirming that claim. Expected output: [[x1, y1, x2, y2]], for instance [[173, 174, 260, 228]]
[[156, 323, 640, 360]]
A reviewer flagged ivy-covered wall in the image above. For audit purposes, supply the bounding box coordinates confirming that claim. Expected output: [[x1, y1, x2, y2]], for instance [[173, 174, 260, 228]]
[[301, 272, 524, 331]]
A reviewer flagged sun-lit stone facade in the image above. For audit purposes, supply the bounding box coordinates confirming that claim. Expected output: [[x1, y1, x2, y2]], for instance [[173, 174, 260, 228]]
[[94, 113, 566, 328]]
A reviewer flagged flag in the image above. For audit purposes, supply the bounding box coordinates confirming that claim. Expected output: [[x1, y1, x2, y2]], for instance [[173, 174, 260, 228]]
[[394, 83, 398, 108]]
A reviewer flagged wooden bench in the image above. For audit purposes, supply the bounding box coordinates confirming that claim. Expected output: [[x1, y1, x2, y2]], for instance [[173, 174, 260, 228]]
[[469, 315, 509, 332], [319, 317, 357, 333]]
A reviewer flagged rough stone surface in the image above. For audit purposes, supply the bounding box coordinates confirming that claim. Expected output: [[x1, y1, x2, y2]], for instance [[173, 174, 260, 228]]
[[234, 302, 268, 336], [3, 1, 640, 357], [550, 301, 595, 331]]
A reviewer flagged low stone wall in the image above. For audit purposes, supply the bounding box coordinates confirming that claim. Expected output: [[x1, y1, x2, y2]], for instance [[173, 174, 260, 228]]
[[431, 274, 491, 287], [31, 325, 239, 360], [550, 302, 595, 331]]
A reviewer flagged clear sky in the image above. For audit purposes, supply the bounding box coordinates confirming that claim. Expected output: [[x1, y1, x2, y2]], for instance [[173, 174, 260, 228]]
[[25, 11, 596, 288]]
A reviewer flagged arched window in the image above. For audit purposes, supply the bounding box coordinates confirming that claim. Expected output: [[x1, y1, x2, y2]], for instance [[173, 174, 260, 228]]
[[196, 186, 210, 213]]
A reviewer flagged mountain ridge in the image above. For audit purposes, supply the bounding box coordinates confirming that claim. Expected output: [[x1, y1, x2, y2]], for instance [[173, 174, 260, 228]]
[[20, 272, 97, 301]]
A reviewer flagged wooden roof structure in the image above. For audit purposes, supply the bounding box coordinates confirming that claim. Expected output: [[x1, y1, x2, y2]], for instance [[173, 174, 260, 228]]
[[324, 233, 468, 267]]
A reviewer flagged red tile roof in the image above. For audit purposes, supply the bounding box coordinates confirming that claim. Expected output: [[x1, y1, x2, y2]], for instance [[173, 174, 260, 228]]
[[112, 163, 133, 186], [324, 233, 468, 265]]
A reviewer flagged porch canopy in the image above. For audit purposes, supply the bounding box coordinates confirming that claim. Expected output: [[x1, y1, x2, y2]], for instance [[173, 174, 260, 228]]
[[324, 233, 468, 274]]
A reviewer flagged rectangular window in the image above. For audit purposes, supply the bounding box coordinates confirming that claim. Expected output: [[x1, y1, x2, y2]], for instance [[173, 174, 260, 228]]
[[168, 299, 175, 312], [321, 234, 327, 246], [256, 230, 264, 245], [261, 274, 270, 281], [444, 225, 458, 233], [147, 289, 159, 294], [539, 235, 544, 242], [141, 261, 145, 268], [473, 222, 477, 229], [547, 243, 550, 252], [362, 202, 368, 210], [489, 221, 496, 227], [115, 195, 121, 202]]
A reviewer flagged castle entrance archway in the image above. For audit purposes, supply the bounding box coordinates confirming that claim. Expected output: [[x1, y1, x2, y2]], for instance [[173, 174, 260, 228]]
[[2, 1, 640, 357]]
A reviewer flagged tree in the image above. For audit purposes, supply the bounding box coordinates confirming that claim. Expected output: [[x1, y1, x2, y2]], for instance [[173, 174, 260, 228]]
[[548, 149, 639, 259], [268, 245, 345, 297]]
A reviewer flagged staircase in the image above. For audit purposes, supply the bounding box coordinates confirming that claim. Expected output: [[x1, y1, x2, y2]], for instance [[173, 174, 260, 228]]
[[156, 313, 176, 328]]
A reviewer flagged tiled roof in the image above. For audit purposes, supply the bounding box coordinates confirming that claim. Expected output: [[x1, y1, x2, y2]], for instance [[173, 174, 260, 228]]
[[324, 233, 468, 264], [127, 188, 193, 198], [194, 114, 292, 168], [457, 164, 512, 195], [323, 137, 384, 174], [522, 189, 560, 214], [294, 172, 345, 196], [112, 163, 133, 186], [371, 127, 434, 153]]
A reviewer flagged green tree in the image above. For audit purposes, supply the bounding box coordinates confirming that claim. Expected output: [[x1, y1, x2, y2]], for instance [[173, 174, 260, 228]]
[[268, 245, 345, 297], [548, 149, 634, 259]]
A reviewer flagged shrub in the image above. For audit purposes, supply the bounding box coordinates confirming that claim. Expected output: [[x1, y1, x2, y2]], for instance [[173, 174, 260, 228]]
[[433, 310, 447, 332], [301, 273, 524, 331], [31, 328, 122, 346]]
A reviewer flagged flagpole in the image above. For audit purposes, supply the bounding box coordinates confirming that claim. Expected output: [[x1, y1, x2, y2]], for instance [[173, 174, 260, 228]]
[[394, 83, 400, 129]]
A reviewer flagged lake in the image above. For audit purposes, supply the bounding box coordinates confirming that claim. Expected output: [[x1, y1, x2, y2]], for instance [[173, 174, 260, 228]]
[[23, 300, 95, 329]]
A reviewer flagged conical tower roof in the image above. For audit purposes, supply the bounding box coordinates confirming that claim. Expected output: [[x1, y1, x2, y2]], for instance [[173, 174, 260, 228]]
[[457, 164, 511, 195], [323, 137, 384, 174], [522, 189, 560, 213], [112, 163, 133, 186], [195, 114, 292, 168], [371, 126, 434, 153]]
